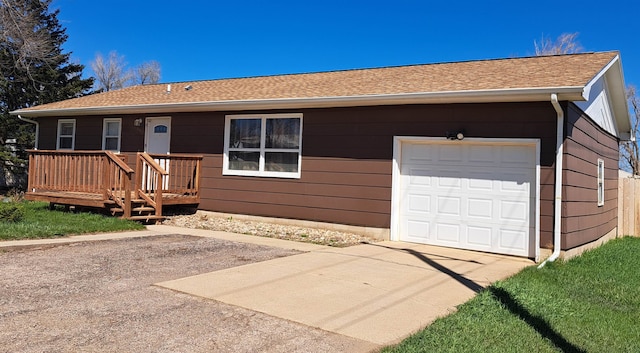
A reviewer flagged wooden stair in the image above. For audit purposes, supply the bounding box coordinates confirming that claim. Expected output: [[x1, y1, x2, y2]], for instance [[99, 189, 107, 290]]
[[109, 198, 164, 223]]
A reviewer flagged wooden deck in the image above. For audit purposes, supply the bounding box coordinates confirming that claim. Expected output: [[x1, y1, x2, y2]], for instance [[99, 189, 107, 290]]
[[26, 151, 202, 221]]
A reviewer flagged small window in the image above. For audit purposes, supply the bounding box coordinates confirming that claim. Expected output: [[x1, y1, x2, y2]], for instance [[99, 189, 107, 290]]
[[154, 125, 168, 133], [223, 114, 302, 178], [102, 118, 122, 152], [57, 119, 75, 150], [597, 159, 605, 206]]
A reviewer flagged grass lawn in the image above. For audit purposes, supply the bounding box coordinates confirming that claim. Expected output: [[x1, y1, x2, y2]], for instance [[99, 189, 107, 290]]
[[0, 201, 145, 240], [382, 237, 640, 353]]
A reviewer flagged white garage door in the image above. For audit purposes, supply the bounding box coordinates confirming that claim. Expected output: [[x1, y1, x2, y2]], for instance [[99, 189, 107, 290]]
[[398, 141, 536, 257]]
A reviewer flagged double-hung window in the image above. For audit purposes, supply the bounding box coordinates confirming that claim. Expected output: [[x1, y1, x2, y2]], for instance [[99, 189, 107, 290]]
[[56, 119, 76, 150], [223, 114, 302, 178], [597, 159, 605, 206], [102, 118, 122, 152]]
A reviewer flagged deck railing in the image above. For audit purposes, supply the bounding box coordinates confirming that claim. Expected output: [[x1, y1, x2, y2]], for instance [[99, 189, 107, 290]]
[[135, 153, 169, 218], [27, 150, 135, 216], [26, 150, 202, 219], [27, 150, 133, 194], [147, 153, 202, 196], [104, 151, 135, 218]]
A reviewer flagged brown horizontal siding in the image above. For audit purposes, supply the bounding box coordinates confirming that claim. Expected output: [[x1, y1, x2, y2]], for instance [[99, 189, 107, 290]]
[[201, 188, 390, 214], [38, 119, 57, 150], [120, 116, 145, 152], [561, 103, 618, 249], [540, 166, 555, 247], [38, 102, 559, 235], [202, 199, 390, 227], [206, 177, 390, 201]]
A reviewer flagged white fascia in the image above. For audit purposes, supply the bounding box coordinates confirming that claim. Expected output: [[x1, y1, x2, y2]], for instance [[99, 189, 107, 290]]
[[11, 86, 586, 118], [581, 54, 632, 139]]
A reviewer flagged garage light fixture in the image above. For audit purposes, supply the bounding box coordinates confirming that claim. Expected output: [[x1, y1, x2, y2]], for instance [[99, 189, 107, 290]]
[[446, 130, 465, 140]]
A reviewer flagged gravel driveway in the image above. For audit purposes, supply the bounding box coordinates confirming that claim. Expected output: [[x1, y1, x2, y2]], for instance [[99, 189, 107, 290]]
[[0, 234, 376, 353]]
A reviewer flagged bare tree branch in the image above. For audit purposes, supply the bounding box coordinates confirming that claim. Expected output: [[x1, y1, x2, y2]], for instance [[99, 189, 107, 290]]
[[620, 85, 640, 175], [0, 0, 62, 84], [534, 32, 583, 56], [90, 51, 161, 90], [90, 51, 131, 92], [134, 60, 160, 85]]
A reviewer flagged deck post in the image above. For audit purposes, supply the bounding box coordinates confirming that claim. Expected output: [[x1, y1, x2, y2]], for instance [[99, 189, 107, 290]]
[[102, 155, 110, 201], [135, 153, 143, 197], [27, 153, 34, 192], [155, 172, 163, 217], [195, 158, 202, 202], [123, 172, 132, 219]]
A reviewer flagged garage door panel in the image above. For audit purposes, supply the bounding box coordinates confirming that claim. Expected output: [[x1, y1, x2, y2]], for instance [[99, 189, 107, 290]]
[[498, 229, 527, 252], [467, 226, 493, 246], [469, 145, 497, 164], [398, 141, 535, 257], [467, 198, 493, 219], [499, 174, 531, 192], [405, 168, 432, 186], [405, 220, 430, 243], [437, 144, 464, 162], [403, 144, 435, 164], [436, 196, 462, 216], [467, 175, 494, 191], [407, 194, 430, 213], [499, 200, 528, 221], [434, 223, 461, 243], [501, 145, 534, 164]]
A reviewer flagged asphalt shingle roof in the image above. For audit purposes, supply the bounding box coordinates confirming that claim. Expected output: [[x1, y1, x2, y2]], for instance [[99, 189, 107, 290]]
[[16, 51, 618, 113]]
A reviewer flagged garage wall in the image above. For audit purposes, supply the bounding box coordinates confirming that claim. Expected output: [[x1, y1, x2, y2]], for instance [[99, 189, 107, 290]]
[[562, 103, 619, 249], [177, 103, 558, 242]]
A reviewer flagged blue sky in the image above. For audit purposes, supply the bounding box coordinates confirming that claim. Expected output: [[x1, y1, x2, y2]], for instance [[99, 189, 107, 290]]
[[53, 0, 639, 88]]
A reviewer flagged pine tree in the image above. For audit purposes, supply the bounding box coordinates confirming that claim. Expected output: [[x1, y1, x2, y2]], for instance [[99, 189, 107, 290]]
[[0, 0, 93, 188]]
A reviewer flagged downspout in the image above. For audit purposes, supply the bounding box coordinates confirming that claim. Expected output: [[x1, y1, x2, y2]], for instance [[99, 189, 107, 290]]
[[17, 115, 39, 150], [538, 93, 563, 269]]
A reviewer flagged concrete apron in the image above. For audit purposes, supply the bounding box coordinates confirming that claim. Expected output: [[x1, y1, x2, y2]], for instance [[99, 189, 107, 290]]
[[157, 240, 533, 346]]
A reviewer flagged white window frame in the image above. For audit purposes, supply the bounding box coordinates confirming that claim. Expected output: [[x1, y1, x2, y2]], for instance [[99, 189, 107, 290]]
[[56, 119, 76, 150], [597, 158, 605, 206], [223, 113, 303, 178], [102, 118, 122, 152]]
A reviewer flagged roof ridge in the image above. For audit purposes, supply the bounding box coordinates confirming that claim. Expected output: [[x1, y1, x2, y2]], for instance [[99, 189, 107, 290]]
[[152, 51, 619, 86]]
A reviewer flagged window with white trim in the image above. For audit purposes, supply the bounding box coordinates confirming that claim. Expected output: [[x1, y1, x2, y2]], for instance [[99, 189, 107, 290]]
[[223, 114, 302, 178], [597, 159, 605, 206], [102, 118, 122, 152], [56, 119, 75, 150]]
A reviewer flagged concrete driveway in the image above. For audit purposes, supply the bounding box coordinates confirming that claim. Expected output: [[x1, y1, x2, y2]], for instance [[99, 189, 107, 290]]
[[2, 225, 532, 350], [155, 226, 533, 346], [0, 230, 376, 353]]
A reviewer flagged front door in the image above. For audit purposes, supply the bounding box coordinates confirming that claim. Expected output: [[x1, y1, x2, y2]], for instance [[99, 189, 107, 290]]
[[144, 117, 171, 189], [144, 117, 171, 154]]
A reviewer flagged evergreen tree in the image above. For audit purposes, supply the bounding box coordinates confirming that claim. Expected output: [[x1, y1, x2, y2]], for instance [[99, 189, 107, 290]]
[[0, 0, 93, 187]]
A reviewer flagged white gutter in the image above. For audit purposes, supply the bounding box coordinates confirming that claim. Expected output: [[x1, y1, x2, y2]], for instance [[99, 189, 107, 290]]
[[17, 115, 39, 150], [538, 93, 563, 269], [11, 86, 586, 118]]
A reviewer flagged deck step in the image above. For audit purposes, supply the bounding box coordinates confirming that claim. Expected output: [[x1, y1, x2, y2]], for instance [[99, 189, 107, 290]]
[[132, 206, 156, 213], [127, 215, 165, 221]]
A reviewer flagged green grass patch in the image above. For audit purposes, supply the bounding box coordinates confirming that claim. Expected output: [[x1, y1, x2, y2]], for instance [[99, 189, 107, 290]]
[[0, 201, 145, 240], [382, 237, 640, 353]]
